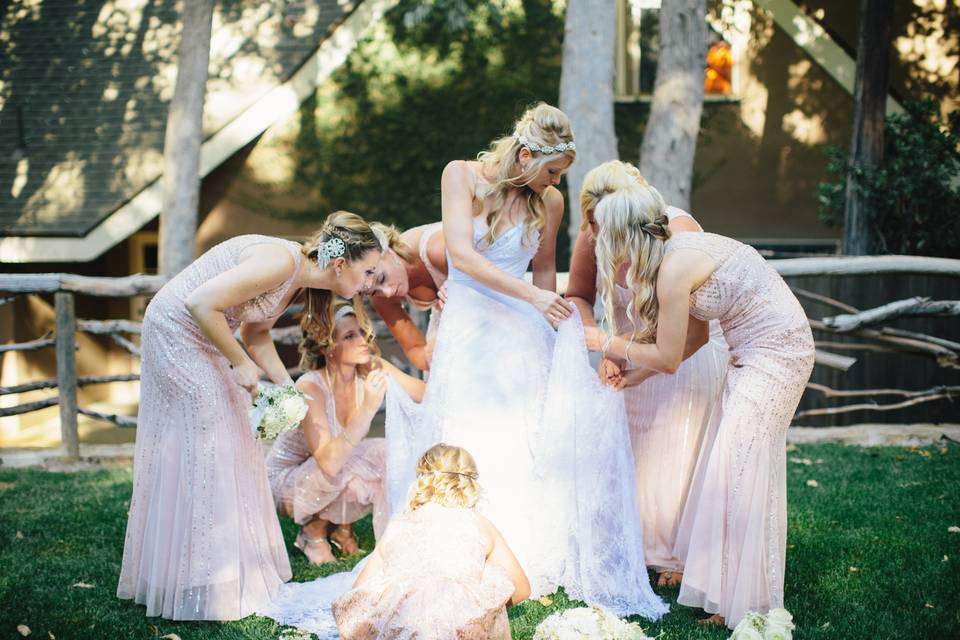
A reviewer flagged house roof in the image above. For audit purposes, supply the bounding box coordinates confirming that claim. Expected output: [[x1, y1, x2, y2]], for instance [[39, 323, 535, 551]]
[[0, 0, 358, 245]]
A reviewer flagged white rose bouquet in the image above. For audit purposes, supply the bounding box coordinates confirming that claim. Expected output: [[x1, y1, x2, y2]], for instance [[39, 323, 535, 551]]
[[532, 605, 650, 640], [730, 608, 795, 640], [248, 383, 310, 440]]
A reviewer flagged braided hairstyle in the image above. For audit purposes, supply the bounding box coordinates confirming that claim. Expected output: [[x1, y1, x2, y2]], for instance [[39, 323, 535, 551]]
[[408, 443, 481, 511], [594, 186, 672, 340]]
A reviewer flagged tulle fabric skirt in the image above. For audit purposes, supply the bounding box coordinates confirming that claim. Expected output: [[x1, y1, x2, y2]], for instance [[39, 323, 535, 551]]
[[624, 324, 728, 572], [674, 346, 814, 628], [332, 569, 513, 640], [117, 309, 290, 620], [386, 281, 667, 619]]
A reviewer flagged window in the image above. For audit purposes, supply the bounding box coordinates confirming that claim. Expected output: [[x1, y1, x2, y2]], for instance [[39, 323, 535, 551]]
[[128, 232, 158, 322], [615, 0, 744, 102]]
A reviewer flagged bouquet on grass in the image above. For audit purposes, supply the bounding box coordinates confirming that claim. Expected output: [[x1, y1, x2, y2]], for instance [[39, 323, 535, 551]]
[[532, 605, 650, 640], [248, 383, 310, 440], [729, 608, 795, 640]]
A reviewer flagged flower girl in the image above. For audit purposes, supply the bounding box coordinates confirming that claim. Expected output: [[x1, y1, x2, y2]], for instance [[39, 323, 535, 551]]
[[332, 443, 530, 639]]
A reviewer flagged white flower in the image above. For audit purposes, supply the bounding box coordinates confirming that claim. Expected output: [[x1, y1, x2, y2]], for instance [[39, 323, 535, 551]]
[[532, 606, 647, 640], [731, 626, 764, 640], [766, 608, 795, 630], [763, 623, 792, 640], [249, 384, 310, 440]]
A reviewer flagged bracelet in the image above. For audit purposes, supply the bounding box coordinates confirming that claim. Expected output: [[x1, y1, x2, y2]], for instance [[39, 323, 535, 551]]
[[625, 334, 636, 369], [601, 334, 614, 359]]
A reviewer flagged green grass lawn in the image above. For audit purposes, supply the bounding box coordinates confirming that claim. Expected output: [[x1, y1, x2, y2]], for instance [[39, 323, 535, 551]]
[[1, 443, 958, 639]]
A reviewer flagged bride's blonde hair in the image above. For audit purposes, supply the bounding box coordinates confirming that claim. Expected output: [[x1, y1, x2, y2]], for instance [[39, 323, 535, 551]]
[[476, 102, 576, 247], [594, 186, 671, 340], [579, 160, 647, 233], [408, 443, 481, 511]]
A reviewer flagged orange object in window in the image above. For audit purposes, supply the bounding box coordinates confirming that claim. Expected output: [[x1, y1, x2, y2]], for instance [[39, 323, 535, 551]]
[[705, 41, 732, 95]]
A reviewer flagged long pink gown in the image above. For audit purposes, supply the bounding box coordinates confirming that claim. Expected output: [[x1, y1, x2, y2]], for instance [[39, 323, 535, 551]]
[[265, 370, 388, 539], [614, 209, 729, 573], [615, 294, 728, 572], [332, 503, 515, 639], [666, 232, 814, 628], [568, 209, 728, 574], [117, 235, 296, 620]]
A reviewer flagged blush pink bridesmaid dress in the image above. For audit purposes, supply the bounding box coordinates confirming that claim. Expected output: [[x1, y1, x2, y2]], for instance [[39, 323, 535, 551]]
[[117, 235, 299, 620], [665, 232, 815, 628]]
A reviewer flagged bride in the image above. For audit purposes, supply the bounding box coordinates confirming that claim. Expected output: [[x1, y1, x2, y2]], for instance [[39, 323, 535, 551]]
[[260, 104, 666, 636], [390, 103, 665, 619]]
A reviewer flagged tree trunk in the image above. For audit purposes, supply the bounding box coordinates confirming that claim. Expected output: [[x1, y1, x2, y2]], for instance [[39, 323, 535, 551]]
[[159, 0, 214, 276], [842, 0, 894, 255], [638, 0, 707, 211], [559, 0, 619, 246]]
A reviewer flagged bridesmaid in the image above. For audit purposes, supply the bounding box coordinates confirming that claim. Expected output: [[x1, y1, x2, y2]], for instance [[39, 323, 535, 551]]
[[266, 302, 426, 564], [566, 160, 728, 588], [584, 186, 815, 629], [117, 211, 384, 620], [332, 443, 529, 639], [365, 222, 449, 371]]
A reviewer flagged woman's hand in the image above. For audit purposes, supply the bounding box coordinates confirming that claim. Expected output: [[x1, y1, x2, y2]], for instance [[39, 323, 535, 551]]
[[230, 360, 262, 397], [423, 339, 435, 368], [435, 282, 448, 311], [583, 325, 609, 353], [361, 369, 388, 414], [598, 358, 623, 388], [530, 287, 573, 328]]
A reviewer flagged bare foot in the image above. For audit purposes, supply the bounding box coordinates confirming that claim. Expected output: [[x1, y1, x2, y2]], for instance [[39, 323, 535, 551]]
[[329, 524, 360, 555], [698, 614, 726, 626], [656, 570, 683, 589], [295, 530, 336, 565]]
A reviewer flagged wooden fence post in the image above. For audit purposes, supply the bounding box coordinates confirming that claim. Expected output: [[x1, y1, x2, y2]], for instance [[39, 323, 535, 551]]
[[55, 292, 79, 459]]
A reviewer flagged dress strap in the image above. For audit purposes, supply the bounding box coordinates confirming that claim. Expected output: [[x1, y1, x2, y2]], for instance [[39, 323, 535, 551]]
[[665, 206, 703, 231], [417, 223, 446, 289]]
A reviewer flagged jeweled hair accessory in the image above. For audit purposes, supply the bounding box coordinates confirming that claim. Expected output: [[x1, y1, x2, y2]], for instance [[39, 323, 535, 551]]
[[334, 304, 356, 323], [316, 236, 346, 268], [515, 133, 576, 154]]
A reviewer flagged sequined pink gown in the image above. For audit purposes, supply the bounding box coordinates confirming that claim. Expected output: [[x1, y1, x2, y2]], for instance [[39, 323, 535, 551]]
[[665, 233, 814, 628], [615, 290, 728, 573], [332, 503, 514, 639], [266, 370, 388, 539], [117, 235, 298, 620], [614, 209, 729, 573]]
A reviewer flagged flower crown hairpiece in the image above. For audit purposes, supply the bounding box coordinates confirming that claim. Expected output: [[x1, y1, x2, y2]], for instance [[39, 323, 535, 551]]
[[515, 133, 576, 155], [334, 304, 356, 323]]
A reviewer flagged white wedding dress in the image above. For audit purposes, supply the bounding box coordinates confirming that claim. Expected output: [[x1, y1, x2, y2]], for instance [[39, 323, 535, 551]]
[[259, 219, 666, 636]]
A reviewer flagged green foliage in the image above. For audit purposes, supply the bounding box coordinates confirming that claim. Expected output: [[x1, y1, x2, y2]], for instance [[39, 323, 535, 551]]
[[817, 100, 960, 257], [283, 0, 568, 260], [2, 443, 959, 638]]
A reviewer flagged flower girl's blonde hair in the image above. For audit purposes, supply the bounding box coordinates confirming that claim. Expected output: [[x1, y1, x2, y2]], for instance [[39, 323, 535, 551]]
[[408, 443, 481, 511]]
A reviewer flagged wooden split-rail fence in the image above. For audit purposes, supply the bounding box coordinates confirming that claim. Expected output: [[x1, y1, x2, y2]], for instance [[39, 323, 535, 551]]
[[1, 255, 959, 458]]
